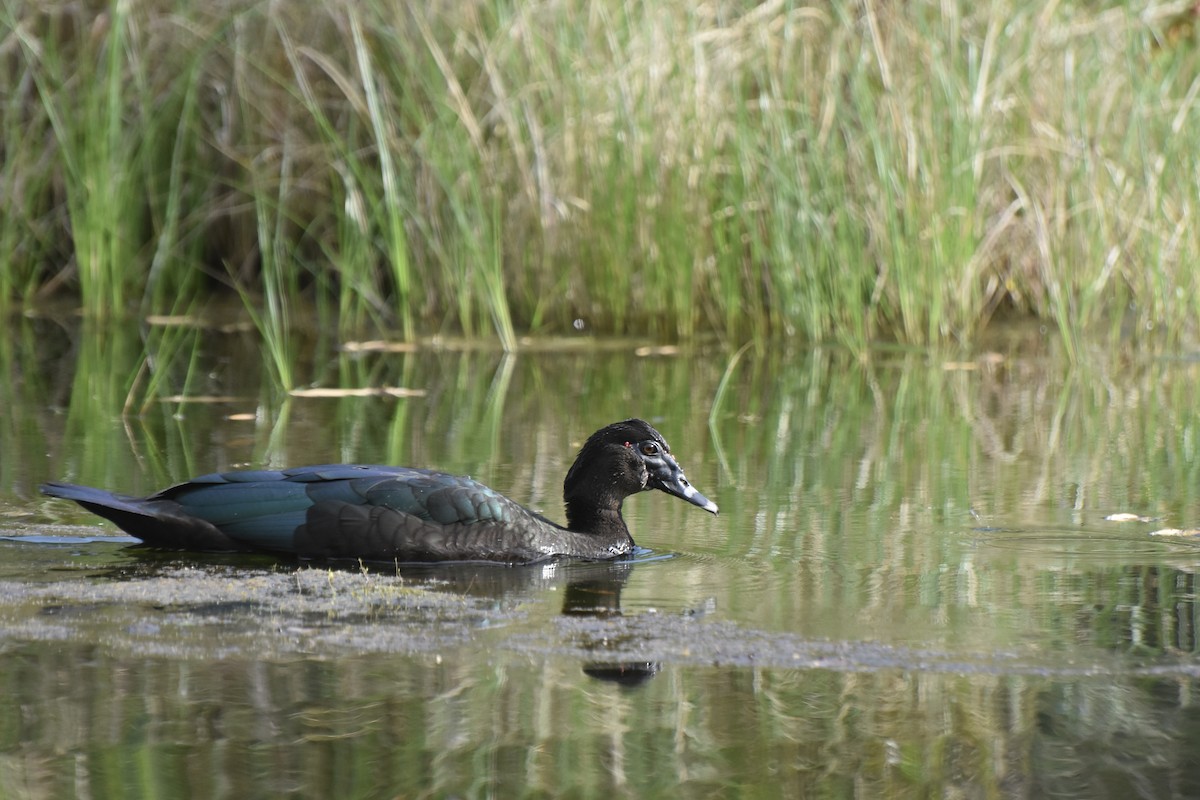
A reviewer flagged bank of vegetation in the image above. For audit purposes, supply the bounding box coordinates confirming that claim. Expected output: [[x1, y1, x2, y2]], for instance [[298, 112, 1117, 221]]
[[2, 1, 1198, 353]]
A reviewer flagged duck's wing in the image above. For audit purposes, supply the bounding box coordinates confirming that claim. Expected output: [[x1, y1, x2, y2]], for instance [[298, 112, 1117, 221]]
[[44, 465, 556, 563]]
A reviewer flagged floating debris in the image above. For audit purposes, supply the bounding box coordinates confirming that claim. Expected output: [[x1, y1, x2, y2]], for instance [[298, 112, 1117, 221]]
[[1150, 528, 1200, 537], [158, 395, 247, 404], [144, 314, 202, 327], [340, 340, 420, 353], [635, 345, 681, 357], [288, 387, 426, 398], [942, 353, 1004, 371]]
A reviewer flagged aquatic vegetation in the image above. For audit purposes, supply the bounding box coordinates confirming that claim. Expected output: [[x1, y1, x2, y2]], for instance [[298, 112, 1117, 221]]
[[2, 1, 1199, 351]]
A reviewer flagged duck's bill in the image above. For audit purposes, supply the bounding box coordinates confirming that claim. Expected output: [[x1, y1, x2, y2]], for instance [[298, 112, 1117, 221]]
[[650, 459, 719, 515]]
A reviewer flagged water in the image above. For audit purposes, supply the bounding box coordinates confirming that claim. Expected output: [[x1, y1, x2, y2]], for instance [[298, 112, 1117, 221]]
[[3, 315, 1200, 798]]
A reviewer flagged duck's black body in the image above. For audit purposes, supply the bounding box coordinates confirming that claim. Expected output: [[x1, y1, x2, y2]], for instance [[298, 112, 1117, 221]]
[[40, 419, 718, 565]]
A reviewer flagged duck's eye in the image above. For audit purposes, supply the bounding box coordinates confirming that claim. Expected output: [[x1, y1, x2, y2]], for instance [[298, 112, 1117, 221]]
[[640, 442, 660, 456]]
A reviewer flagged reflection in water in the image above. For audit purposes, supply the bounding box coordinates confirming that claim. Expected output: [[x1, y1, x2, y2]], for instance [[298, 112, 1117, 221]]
[[1, 627, 1197, 798], [354, 558, 663, 686], [560, 562, 662, 687], [6, 316, 1200, 795]]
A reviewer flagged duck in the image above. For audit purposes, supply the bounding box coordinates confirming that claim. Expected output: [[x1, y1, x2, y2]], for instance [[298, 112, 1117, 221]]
[[40, 419, 718, 565]]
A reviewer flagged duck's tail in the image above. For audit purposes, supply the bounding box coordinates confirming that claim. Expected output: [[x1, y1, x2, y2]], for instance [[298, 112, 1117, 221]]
[[40, 482, 246, 551]]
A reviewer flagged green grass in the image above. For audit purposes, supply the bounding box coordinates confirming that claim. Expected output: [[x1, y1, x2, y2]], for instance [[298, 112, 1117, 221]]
[[3, 1, 1200, 351]]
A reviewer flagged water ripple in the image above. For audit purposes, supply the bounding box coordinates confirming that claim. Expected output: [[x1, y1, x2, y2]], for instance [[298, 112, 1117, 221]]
[[967, 525, 1200, 562]]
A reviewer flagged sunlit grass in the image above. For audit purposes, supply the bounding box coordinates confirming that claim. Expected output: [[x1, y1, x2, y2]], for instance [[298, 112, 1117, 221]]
[[240, 144, 298, 391], [29, 4, 143, 317], [3, 1, 1200, 350]]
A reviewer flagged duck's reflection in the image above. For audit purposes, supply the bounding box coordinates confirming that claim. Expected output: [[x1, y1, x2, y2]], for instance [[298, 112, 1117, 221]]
[[389, 557, 663, 687], [560, 564, 661, 687]]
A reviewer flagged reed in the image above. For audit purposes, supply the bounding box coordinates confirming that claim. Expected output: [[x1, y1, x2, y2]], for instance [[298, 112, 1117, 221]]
[[3, 1, 1199, 349], [239, 154, 298, 391]]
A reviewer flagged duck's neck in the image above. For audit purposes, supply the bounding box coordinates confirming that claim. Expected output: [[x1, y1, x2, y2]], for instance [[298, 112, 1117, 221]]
[[555, 502, 633, 560], [565, 496, 630, 539]]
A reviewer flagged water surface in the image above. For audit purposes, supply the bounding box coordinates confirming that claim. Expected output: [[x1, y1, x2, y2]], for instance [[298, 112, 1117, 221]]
[[2, 316, 1200, 798]]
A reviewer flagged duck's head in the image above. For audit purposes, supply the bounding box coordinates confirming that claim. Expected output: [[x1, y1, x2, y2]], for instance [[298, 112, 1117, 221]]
[[564, 419, 719, 523]]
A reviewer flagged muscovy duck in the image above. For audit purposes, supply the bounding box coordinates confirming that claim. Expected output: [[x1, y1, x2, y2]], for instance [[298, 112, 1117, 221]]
[[40, 418, 718, 564]]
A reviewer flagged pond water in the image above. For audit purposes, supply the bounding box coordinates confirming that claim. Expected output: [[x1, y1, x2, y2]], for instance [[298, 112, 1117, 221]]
[[2, 315, 1200, 798]]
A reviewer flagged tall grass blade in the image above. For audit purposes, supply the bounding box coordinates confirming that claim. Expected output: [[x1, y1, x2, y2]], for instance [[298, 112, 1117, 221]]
[[350, 9, 413, 340]]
